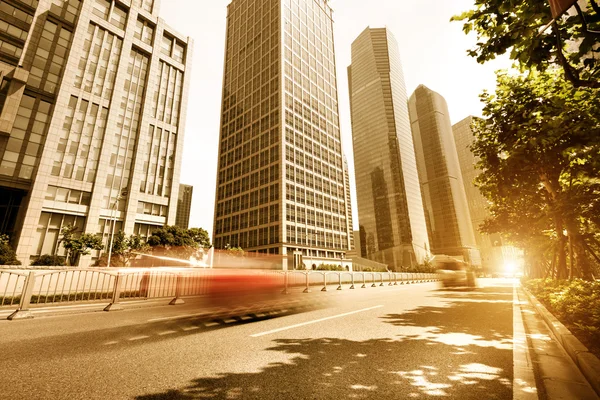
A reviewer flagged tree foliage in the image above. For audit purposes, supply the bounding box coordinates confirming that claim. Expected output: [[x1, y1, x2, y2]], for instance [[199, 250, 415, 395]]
[[96, 231, 150, 267], [453, 0, 600, 88], [146, 225, 211, 263], [472, 68, 600, 279], [0, 235, 21, 266], [59, 225, 104, 266]]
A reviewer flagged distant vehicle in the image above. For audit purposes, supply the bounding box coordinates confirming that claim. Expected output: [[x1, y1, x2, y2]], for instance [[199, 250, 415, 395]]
[[435, 258, 476, 288]]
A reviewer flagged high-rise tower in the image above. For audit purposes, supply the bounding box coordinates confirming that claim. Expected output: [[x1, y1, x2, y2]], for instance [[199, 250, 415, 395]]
[[408, 85, 479, 264], [0, 0, 193, 265], [213, 0, 352, 269], [453, 116, 521, 272], [348, 27, 430, 269]]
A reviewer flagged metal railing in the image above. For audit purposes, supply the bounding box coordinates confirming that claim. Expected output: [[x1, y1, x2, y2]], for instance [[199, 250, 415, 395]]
[[0, 268, 439, 320]]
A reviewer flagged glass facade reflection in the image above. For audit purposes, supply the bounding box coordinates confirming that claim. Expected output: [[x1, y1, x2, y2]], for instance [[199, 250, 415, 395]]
[[213, 0, 353, 266], [348, 28, 430, 269], [408, 85, 479, 264], [453, 116, 520, 272]]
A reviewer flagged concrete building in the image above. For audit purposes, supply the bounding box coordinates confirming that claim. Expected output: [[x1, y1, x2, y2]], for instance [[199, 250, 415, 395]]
[[0, 0, 192, 265], [453, 116, 521, 273], [213, 0, 353, 269], [408, 85, 479, 265], [175, 183, 192, 229], [348, 27, 430, 270]]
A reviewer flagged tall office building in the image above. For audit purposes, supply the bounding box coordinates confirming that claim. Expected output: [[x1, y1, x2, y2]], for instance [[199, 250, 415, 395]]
[[348, 27, 430, 269], [408, 85, 478, 263], [175, 183, 192, 229], [453, 116, 521, 272], [0, 0, 192, 265], [213, 0, 352, 268]]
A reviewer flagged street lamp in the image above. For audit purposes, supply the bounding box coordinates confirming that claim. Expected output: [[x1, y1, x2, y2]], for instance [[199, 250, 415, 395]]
[[107, 188, 128, 268]]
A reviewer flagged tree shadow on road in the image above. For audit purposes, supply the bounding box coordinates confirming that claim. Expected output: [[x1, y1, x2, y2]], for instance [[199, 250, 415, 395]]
[[136, 286, 515, 399]]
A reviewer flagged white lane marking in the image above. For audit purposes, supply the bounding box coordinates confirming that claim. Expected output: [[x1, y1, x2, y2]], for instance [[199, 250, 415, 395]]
[[147, 312, 208, 322], [104, 341, 119, 346], [158, 330, 177, 336], [223, 319, 237, 324], [250, 305, 384, 338], [204, 321, 219, 327], [182, 326, 200, 331], [128, 335, 150, 341], [512, 282, 538, 400]]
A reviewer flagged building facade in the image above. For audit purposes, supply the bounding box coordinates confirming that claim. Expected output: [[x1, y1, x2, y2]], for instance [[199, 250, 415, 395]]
[[213, 0, 353, 269], [453, 116, 521, 272], [0, 0, 192, 265], [408, 85, 479, 264], [348, 27, 430, 269], [175, 183, 192, 228]]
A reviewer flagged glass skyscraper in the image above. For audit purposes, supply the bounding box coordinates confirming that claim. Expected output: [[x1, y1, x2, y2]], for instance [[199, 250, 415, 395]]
[[348, 27, 430, 269], [408, 85, 479, 264], [213, 0, 353, 269], [0, 0, 192, 265], [453, 116, 521, 272]]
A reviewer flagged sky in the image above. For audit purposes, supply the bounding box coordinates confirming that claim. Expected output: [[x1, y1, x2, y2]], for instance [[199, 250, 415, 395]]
[[159, 0, 511, 236]]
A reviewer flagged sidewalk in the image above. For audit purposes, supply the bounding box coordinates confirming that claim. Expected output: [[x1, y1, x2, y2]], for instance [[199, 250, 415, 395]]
[[517, 287, 599, 400]]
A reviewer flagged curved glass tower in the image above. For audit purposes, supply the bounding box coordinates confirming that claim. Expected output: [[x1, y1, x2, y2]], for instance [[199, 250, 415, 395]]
[[348, 27, 430, 269]]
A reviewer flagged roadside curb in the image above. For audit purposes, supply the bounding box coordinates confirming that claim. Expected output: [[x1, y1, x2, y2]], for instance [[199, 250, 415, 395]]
[[522, 287, 600, 397]]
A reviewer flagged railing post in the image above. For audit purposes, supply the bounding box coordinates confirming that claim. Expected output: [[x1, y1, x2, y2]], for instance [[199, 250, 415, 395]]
[[350, 272, 355, 289], [7, 272, 36, 320], [170, 273, 186, 305], [393, 273, 398, 285], [104, 273, 123, 311], [371, 273, 377, 288], [281, 272, 289, 295], [303, 272, 311, 293], [361, 273, 366, 288], [336, 272, 342, 290], [388, 272, 393, 286], [321, 272, 327, 291], [379, 273, 384, 286]]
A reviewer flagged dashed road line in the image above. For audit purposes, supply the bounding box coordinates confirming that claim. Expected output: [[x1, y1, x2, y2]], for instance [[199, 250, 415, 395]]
[[250, 305, 384, 338]]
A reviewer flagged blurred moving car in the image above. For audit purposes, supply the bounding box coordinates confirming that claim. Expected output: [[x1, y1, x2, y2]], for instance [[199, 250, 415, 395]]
[[435, 258, 476, 288]]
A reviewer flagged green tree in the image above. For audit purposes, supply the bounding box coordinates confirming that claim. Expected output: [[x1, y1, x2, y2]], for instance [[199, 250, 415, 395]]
[[453, 0, 600, 88], [146, 225, 212, 264], [472, 68, 600, 279], [0, 235, 21, 266], [59, 225, 104, 266], [224, 244, 245, 257], [97, 232, 150, 267]]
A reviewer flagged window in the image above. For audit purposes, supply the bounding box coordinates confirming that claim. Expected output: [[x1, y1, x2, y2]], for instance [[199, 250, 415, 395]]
[[134, 17, 154, 45], [161, 35, 173, 57]]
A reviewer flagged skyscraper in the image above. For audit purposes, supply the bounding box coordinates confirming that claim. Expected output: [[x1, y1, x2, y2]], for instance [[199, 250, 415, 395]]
[[453, 116, 521, 272], [175, 183, 193, 229], [0, 0, 192, 265], [348, 27, 430, 269], [408, 85, 478, 263], [213, 0, 352, 269]]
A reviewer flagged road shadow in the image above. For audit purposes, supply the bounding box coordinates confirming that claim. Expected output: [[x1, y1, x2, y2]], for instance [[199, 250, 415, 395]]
[[136, 286, 514, 399]]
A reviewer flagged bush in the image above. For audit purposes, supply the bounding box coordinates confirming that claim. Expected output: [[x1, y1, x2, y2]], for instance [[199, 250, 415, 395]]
[[524, 279, 600, 356], [316, 263, 345, 271], [0, 235, 21, 265], [31, 254, 66, 266]]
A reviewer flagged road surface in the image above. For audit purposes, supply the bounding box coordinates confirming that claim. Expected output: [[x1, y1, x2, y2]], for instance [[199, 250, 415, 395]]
[[0, 278, 519, 399]]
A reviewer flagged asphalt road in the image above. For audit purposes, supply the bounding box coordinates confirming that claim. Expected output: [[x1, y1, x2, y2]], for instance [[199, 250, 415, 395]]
[[0, 278, 516, 399]]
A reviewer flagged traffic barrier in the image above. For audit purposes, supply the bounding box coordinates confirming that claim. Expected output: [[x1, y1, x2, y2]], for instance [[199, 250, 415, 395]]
[[1, 268, 441, 320]]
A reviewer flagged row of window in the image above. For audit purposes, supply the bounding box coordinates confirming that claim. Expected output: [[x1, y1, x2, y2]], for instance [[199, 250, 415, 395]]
[[214, 225, 280, 249], [45, 185, 92, 206], [216, 182, 280, 218], [136, 201, 168, 217], [0, 95, 51, 179]]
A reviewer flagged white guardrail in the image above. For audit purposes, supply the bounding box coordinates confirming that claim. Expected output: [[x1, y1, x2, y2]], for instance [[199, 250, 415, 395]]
[[0, 268, 440, 320]]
